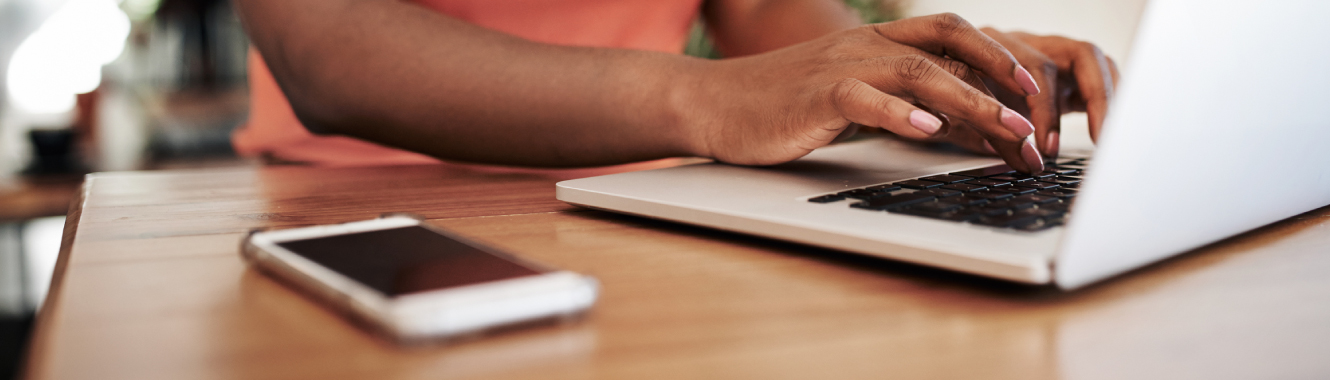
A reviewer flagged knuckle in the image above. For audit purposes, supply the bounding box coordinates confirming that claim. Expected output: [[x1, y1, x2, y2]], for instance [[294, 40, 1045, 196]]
[[824, 77, 867, 112], [931, 13, 971, 37], [961, 87, 991, 113], [1038, 60, 1058, 77], [893, 55, 935, 84], [1081, 41, 1103, 56], [830, 78, 862, 108], [941, 57, 973, 77], [939, 58, 974, 81]]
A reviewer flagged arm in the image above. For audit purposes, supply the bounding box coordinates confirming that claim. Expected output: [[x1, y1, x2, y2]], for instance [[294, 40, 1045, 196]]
[[237, 0, 1048, 172], [235, 0, 704, 167]]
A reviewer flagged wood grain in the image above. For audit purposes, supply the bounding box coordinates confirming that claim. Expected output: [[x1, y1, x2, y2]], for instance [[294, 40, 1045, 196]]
[[23, 164, 1330, 380]]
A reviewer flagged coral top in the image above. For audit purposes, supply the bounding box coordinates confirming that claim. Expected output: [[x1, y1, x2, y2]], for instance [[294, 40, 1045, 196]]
[[233, 0, 702, 170]]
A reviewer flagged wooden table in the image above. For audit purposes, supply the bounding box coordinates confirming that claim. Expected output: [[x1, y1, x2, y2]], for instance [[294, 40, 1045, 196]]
[[22, 164, 1330, 379], [0, 175, 83, 223]]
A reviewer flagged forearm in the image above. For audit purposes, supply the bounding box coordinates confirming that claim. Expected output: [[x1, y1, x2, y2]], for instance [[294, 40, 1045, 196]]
[[236, 0, 706, 167], [704, 0, 861, 56]]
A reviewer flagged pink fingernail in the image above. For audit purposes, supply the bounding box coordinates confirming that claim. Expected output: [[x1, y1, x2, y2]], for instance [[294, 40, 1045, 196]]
[[1015, 65, 1040, 96], [909, 110, 942, 135], [1000, 108, 1035, 138], [1020, 138, 1044, 173], [1044, 131, 1060, 157]]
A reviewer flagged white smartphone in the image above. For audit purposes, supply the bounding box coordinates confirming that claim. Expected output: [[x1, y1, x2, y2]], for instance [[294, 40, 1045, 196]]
[[240, 215, 598, 344]]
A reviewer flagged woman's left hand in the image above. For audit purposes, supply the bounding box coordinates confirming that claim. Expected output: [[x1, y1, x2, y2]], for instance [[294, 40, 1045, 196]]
[[980, 29, 1120, 158]]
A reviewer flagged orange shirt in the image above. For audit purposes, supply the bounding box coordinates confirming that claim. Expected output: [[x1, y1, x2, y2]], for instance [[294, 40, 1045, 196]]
[[233, 0, 702, 170]]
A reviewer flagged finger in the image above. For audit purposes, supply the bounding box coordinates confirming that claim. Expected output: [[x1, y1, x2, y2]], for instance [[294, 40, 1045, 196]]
[[1106, 55, 1120, 88], [935, 122, 997, 155], [1068, 43, 1115, 143], [873, 15, 1041, 97], [988, 32, 1062, 157], [831, 124, 861, 144], [912, 52, 997, 99], [873, 56, 1041, 172], [828, 78, 941, 140]]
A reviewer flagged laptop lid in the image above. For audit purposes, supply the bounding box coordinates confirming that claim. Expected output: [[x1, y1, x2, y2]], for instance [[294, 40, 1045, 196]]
[[1055, 0, 1330, 288]]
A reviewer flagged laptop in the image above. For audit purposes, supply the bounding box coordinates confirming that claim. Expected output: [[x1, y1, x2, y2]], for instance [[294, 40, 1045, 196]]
[[556, 0, 1330, 289]]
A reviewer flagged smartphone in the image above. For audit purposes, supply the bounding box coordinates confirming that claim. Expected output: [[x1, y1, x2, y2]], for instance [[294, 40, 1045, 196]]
[[240, 215, 598, 344]]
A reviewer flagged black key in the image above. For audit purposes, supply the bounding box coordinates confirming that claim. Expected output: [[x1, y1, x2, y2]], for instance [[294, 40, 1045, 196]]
[[936, 210, 984, 222], [1015, 218, 1062, 232], [989, 175, 1033, 183], [990, 186, 1037, 195], [921, 174, 974, 184], [916, 188, 962, 198], [808, 194, 844, 203], [1038, 201, 1071, 213], [1014, 182, 1060, 190], [894, 180, 944, 189], [970, 190, 1014, 200], [966, 179, 1010, 187], [1011, 194, 1060, 205], [1060, 182, 1081, 189], [892, 206, 983, 222], [866, 184, 902, 192], [942, 208, 986, 221], [1038, 168, 1066, 177], [851, 193, 937, 210], [907, 201, 963, 213], [941, 183, 987, 192], [950, 195, 991, 206], [1043, 214, 1069, 226], [1040, 177, 1081, 186], [1036, 189, 1077, 199], [950, 164, 1016, 178], [1060, 174, 1083, 180], [839, 189, 889, 200], [976, 204, 1018, 216], [975, 207, 1064, 228], [992, 198, 1036, 210], [1010, 172, 1056, 180], [1045, 167, 1080, 175]]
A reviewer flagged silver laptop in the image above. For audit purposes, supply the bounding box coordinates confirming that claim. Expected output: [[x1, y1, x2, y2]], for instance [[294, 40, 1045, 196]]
[[556, 0, 1330, 289]]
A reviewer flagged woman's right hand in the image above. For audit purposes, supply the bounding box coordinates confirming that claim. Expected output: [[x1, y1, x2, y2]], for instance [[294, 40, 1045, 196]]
[[680, 13, 1046, 173]]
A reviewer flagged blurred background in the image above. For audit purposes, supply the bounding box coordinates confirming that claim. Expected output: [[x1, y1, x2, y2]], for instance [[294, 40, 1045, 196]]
[[0, 0, 1144, 378], [0, 0, 248, 378]]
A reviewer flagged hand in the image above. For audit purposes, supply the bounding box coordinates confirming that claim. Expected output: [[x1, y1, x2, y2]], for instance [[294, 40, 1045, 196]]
[[681, 13, 1048, 172], [980, 28, 1120, 158]]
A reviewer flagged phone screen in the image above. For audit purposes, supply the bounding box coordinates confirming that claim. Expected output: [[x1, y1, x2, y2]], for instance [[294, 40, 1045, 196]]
[[277, 226, 541, 296]]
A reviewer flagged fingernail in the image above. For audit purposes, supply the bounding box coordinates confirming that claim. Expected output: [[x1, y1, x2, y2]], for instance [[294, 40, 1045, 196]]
[[1000, 108, 1035, 138], [909, 110, 942, 135], [1044, 131, 1060, 157], [1014, 65, 1040, 96], [1021, 138, 1044, 173]]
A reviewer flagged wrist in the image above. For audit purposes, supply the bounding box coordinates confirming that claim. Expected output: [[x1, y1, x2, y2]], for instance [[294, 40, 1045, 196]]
[[661, 56, 723, 160]]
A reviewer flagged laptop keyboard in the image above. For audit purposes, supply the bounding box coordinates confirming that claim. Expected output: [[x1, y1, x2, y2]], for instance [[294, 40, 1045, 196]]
[[807, 158, 1089, 232]]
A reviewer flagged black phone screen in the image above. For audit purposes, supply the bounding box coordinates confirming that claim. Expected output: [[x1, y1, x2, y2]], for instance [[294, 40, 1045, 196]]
[[276, 226, 541, 297]]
